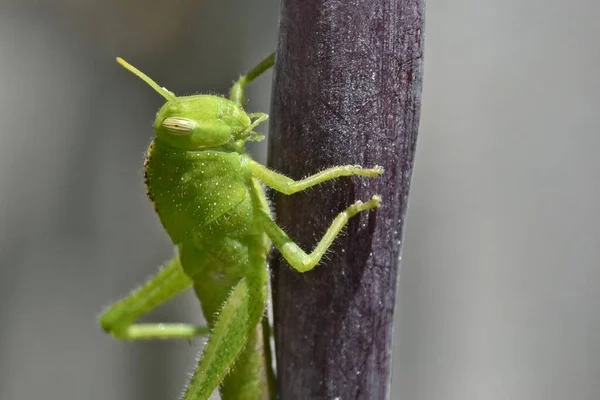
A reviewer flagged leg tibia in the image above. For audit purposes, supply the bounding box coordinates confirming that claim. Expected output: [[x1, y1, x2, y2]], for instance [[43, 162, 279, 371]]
[[111, 323, 209, 340], [262, 195, 381, 272], [229, 52, 275, 106], [100, 255, 207, 340], [183, 276, 269, 400], [249, 160, 384, 195]]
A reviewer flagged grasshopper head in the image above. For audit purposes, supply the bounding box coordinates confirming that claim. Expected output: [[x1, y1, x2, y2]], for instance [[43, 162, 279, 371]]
[[117, 57, 250, 150], [153, 95, 248, 150]]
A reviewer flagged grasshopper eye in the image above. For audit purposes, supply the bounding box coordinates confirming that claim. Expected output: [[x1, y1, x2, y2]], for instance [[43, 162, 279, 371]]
[[162, 117, 196, 135]]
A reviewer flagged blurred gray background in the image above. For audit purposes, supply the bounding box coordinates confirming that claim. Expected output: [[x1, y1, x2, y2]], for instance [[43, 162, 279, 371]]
[[0, 1, 598, 399]]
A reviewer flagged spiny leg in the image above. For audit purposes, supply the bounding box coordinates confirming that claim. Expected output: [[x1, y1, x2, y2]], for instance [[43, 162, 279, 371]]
[[259, 195, 381, 273], [99, 255, 209, 340], [249, 159, 384, 195], [182, 274, 269, 400], [229, 52, 275, 106]]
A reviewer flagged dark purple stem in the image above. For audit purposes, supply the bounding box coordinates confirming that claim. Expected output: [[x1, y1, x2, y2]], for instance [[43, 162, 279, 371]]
[[268, 0, 425, 398]]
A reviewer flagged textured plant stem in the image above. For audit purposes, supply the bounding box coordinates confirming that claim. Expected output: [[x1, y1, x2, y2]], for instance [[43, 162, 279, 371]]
[[268, 0, 425, 398]]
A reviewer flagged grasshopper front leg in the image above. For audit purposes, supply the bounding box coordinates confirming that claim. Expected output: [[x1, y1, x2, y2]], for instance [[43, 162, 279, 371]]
[[248, 159, 383, 194], [229, 52, 275, 106], [259, 195, 381, 273], [248, 163, 383, 273]]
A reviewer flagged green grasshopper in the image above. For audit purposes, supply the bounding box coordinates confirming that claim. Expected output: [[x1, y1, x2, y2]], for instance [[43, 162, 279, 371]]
[[99, 52, 383, 400]]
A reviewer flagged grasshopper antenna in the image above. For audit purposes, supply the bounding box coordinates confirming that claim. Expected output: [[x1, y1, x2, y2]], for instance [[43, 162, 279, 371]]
[[116, 57, 176, 102]]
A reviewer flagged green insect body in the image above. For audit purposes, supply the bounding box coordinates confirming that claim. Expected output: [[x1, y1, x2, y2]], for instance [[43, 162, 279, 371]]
[[99, 53, 383, 400]]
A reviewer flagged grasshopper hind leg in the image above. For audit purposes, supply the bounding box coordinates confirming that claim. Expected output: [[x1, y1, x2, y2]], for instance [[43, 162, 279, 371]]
[[99, 255, 210, 340]]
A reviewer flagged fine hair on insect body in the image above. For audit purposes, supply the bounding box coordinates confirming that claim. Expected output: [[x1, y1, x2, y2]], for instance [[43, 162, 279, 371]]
[[99, 52, 383, 400]]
